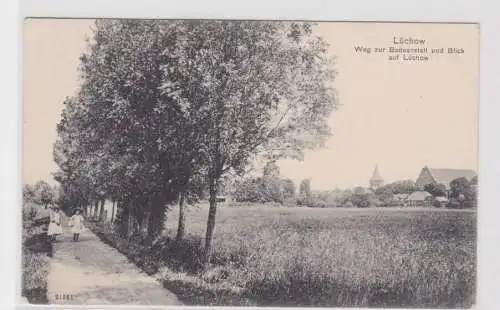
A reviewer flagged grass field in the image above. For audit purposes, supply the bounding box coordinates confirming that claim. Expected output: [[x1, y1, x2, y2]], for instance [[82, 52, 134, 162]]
[[158, 204, 476, 308]]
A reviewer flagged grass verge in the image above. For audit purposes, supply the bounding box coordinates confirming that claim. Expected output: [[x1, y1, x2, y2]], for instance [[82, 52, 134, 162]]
[[21, 203, 52, 304], [86, 220, 254, 306]]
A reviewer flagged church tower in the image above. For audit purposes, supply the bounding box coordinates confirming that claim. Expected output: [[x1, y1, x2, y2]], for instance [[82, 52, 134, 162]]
[[370, 164, 384, 190]]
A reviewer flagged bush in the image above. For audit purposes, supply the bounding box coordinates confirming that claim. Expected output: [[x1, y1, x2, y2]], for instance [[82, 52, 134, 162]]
[[380, 199, 402, 207], [296, 198, 306, 206], [446, 199, 463, 209], [23, 204, 37, 222], [307, 200, 327, 208], [22, 203, 52, 304]]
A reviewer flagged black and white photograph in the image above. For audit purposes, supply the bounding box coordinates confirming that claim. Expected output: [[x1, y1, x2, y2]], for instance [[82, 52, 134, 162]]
[[21, 18, 478, 308]]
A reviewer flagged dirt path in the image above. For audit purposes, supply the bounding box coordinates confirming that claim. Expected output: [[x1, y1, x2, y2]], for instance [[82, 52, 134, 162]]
[[47, 215, 182, 306]]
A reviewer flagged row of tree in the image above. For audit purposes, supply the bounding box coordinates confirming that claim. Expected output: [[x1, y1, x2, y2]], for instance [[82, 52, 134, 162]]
[[53, 20, 337, 265]]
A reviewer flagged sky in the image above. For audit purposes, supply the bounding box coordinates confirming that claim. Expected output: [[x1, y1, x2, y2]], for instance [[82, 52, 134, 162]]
[[23, 19, 478, 190]]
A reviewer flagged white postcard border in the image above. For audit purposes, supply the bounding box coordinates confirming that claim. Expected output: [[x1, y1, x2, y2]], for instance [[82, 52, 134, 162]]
[[4, 0, 499, 309]]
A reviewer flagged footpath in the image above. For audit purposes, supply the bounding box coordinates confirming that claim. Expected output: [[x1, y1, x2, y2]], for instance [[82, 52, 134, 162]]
[[47, 214, 182, 305]]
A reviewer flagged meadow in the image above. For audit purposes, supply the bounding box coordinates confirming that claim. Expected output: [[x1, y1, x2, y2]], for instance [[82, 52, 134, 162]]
[[89, 203, 476, 307], [157, 204, 476, 308]]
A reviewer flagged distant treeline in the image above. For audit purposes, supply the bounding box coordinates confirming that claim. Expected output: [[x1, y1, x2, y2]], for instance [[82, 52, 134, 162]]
[[231, 172, 478, 209]]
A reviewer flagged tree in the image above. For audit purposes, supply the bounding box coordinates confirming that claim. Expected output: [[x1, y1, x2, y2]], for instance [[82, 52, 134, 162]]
[[281, 179, 296, 200], [232, 177, 264, 202], [157, 21, 337, 265], [299, 178, 312, 202], [23, 184, 36, 202], [336, 188, 353, 206], [261, 161, 283, 203], [351, 187, 371, 208], [54, 20, 185, 243], [374, 185, 394, 206], [54, 20, 337, 263], [390, 180, 416, 195], [449, 177, 475, 208], [263, 161, 280, 179], [33, 181, 56, 208], [424, 183, 447, 197]]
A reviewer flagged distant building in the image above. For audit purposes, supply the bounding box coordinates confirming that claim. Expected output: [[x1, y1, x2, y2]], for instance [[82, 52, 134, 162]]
[[434, 196, 449, 208], [369, 165, 384, 190], [406, 191, 433, 207], [415, 166, 477, 197]]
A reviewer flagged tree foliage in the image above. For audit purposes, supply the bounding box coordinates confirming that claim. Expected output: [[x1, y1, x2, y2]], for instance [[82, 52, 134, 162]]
[[351, 187, 372, 208], [449, 177, 476, 208], [23, 182, 56, 206], [23, 184, 36, 202], [299, 179, 312, 199], [232, 164, 293, 204], [375, 180, 416, 196], [424, 183, 447, 197], [281, 179, 296, 200], [261, 161, 284, 203], [32, 181, 56, 207], [156, 20, 337, 263], [53, 20, 338, 264]]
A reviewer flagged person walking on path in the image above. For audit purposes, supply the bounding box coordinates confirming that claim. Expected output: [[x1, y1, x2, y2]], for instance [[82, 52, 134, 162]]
[[69, 207, 85, 242], [47, 205, 63, 242]]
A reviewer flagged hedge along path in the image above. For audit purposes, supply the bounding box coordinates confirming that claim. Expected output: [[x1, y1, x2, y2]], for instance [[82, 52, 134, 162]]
[[46, 214, 182, 305]]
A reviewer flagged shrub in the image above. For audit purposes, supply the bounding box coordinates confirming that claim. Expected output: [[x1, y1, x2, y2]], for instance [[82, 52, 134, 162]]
[[307, 200, 327, 208], [21, 203, 52, 304]]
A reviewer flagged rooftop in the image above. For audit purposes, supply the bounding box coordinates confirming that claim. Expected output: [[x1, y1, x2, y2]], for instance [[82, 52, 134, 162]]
[[407, 191, 432, 201], [427, 167, 476, 185]]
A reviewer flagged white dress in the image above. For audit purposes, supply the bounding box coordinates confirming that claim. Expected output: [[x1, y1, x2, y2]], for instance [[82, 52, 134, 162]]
[[47, 211, 63, 236], [70, 214, 85, 234]]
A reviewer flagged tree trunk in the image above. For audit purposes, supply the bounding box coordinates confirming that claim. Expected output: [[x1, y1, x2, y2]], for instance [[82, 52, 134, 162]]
[[147, 197, 165, 242], [147, 208, 155, 239], [141, 212, 151, 244], [127, 203, 134, 240], [204, 177, 218, 266], [140, 200, 152, 244], [111, 200, 116, 223], [176, 191, 186, 241], [94, 201, 99, 220], [140, 215, 147, 241], [99, 199, 105, 222]]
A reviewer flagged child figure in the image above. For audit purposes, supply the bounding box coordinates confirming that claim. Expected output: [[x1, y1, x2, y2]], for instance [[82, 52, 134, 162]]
[[69, 207, 85, 241], [47, 205, 63, 242]]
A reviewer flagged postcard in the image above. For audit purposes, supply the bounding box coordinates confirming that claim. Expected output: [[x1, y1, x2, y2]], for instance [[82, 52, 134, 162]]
[[21, 18, 478, 308]]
